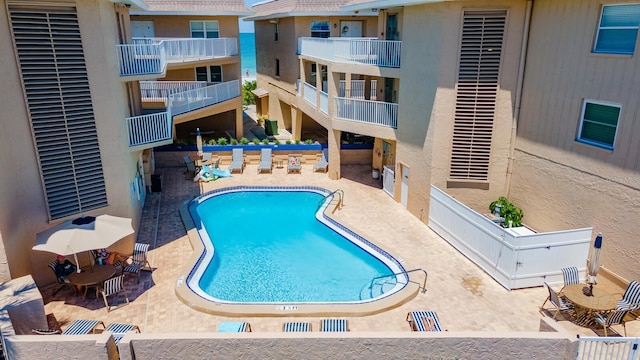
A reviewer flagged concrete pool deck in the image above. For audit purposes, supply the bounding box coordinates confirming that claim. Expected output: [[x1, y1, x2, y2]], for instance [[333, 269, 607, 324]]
[[42, 164, 640, 337]]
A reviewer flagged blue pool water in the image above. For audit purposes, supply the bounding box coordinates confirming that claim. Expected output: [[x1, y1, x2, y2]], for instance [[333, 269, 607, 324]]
[[240, 33, 256, 78], [187, 187, 405, 303]]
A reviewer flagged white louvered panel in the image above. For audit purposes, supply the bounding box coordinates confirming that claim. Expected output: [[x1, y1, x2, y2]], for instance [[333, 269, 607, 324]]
[[450, 10, 507, 181], [9, 6, 107, 220]]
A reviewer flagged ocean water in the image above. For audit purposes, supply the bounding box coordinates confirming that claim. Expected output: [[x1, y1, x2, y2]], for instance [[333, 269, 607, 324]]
[[240, 32, 256, 79]]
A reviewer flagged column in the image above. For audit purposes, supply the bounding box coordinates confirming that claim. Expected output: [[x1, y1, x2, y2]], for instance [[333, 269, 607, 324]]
[[328, 129, 341, 180]]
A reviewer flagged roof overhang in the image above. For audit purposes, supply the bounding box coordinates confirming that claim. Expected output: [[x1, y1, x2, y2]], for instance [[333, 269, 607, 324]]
[[341, 0, 449, 11], [131, 10, 254, 16], [252, 88, 269, 98], [111, 0, 148, 11], [244, 11, 378, 21]]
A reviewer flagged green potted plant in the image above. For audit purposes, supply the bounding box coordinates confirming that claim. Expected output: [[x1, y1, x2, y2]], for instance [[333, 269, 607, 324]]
[[240, 137, 249, 145], [217, 137, 228, 146], [230, 138, 238, 145], [489, 196, 524, 227]]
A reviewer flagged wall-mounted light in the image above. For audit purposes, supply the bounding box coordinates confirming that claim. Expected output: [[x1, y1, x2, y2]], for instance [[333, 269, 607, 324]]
[[269, 19, 279, 24]]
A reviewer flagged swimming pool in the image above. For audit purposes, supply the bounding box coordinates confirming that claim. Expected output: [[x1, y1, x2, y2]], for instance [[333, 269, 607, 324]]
[[177, 186, 418, 316]]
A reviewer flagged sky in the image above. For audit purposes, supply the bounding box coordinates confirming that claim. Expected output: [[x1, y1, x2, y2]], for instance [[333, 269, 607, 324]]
[[239, 0, 262, 32]]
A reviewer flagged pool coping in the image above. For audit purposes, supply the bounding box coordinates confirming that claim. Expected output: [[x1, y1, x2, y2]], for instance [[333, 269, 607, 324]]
[[176, 186, 420, 317]]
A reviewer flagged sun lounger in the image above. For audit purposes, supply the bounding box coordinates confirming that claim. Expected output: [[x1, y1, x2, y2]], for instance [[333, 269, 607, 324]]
[[320, 319, 348, 332], [62, 319, 106, 335], [257, 148, 272, 174], [287, 154, 302, 174], [314, 148, 328, 172], [105, 323, 141, 344], [229, 148, 245, 173], [283, 322, 311, 332], [218, 321, 251, 332], [406, 311, 442, 331]]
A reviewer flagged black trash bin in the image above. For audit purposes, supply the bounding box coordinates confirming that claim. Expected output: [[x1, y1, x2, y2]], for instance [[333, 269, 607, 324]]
[[151, 174, 162, 192], [264, 119, 278, 136]]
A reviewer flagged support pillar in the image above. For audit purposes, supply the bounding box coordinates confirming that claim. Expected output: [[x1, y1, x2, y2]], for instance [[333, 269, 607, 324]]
[[328, 129, 341, 180], [364, 75, 372, 100], [235, 106, 244, 140], [291, 106, 302, 141]]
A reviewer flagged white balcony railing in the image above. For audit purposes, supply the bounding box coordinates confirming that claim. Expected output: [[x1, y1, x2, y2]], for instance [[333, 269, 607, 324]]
[[118, 38, 238, 77], [140, 81, 208, 102], [298, 37, 401, 68], [127, 112, 171, 147], [319, 90, 329, 114], [168, 80, 240, 116], [303, 82, 318, 106], [339, 80, 377, 100], [334, 97, 398, 128]]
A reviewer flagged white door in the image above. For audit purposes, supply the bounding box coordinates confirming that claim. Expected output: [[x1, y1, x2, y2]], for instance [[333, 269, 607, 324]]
[[340, 21, 362, 37], [401, 166, 409, 208], [131, 21, 155, 38]]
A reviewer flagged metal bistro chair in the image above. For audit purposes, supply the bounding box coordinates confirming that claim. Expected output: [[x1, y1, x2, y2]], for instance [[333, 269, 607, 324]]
[[542, 282, 575, 320], [594, 309, 630, 337], [98, 275, 129, 312], [123, 243, 151, 283]]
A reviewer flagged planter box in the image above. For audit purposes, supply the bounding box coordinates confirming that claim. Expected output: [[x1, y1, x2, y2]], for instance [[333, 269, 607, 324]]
[[428, 185, 592, 290]]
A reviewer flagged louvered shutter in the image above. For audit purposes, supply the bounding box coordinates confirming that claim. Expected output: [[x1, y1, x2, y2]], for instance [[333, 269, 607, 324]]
[[450, 10, 507, 181], [9, 5, 108, 220]]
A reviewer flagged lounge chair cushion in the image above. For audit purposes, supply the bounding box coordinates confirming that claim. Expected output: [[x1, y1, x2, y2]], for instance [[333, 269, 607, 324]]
[[218, 321, 251, 332], [321, 319, 348, 332], [283, 322, 311, 332], [407, 311, 442, 332], [62, 320, 105, 335]]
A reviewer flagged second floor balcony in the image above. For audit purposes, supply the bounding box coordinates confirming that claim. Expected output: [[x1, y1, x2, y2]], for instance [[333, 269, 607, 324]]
[[298, 37, 401, 68], [117, 38, 238, 79]]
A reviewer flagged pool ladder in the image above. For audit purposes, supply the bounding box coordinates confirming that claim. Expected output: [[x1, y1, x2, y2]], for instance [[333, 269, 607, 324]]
[[318, 189, 344, 213], [366, 268, 428, 298]]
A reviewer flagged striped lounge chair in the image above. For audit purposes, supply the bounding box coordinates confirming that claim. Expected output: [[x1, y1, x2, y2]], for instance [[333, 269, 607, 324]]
[[320, 319, 348, 332], [617, 280, 640, 310], [105, 323, 140, 344], [561, 266, 580, 288], [218, 321, 251, 332], [283, 322, 311, 332], [406, 311, 442, 332], [62, 320, 106, 335]]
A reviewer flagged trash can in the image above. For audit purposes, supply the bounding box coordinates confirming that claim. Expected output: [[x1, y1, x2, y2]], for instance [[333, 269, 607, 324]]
[[151, 174, 162, 192], [264, 119, 278, 136]]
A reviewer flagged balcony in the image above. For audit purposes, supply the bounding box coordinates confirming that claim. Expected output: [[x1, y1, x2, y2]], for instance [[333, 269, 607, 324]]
[[127, 80, 240, 148], [140, 81, 208, 102], [117, 38, 238, 78], [334, 97, 398, 128], [298, 37, 401, 68]]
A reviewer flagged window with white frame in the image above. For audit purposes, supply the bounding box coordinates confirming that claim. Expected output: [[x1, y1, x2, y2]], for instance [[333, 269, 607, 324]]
[[190, 21, 219, 38], [594, 4, 640, 54], [195, 66, 222, 83], [577, 100, 621, 149], [311, 20, 330, 38]]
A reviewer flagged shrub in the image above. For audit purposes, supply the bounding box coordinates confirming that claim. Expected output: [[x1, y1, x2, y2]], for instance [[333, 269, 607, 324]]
[[304, 139, 313, 144], [262, 138, 269, 145], [217, 137, 228, 146], [489, 196, 524, 227], [230, 138, 238, 145], [240, 137, 249, 145], [274, 139, 280, 145], [295, 139, 301, 145], [285, 140, 292, 145], [242, 80, 257, 106], [207, 139, 216, 145], [252, 138, 260, 145]]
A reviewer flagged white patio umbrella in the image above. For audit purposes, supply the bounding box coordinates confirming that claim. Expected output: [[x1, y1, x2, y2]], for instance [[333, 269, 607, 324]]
[[586, 232, 603, 286], [33, 215, 134, 269], [196, 127, 203, 157]]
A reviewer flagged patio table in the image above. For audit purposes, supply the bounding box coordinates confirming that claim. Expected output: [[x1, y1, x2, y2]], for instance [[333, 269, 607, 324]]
[[68, 265, 116, 299], [563, 284, 618, 325]]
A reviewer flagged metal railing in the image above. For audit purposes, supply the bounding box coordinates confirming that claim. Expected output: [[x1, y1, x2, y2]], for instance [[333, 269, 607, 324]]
[[319, 189, 344, 213], [118, 38, 238, 77], [334, 97, 398, 128], [298, 37, 401, 68], [319, 90, 329, 114], [126, 112, 172, 147], [340, 80, 377, 100], [303, 82, 318, 106], [168, 80, 240, 116], [140, 81, 208, 102], [367, 268, 428, 299], [577, 336, 640, 359]]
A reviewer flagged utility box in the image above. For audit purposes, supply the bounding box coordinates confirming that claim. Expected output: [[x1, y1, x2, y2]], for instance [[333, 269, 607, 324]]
[[264, 119, 278, 136]]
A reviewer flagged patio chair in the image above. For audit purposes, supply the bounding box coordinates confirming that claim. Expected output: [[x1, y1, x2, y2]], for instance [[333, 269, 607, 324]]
[[61, 319, 105, 335], [560, 266, 580, 295], [98, 274, 129, 312], [48, 260, 75, 295], [257, 148, 272, 174], [229, 148, 245, 173], [90, 249, 124, 270], [541, 282, 575, 320], [183, 155, 197, 179], [283, 322, 311, 332], [105, 323, 140, 344], [594, 309, 629, 336], [616, 280, 640, 311], [123, 242, 151, 283], [218, 321, 251, 332], [314, 148, 328, 172], [287, 154, 302, 174], [320, 319, 349, 332], [406, 311, 442, 332]]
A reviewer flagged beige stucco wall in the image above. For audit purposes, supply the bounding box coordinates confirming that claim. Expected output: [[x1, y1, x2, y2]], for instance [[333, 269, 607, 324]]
[[0, 0, 143, 285], [512, 0, 640, 281], [130, 15, 240, 39]]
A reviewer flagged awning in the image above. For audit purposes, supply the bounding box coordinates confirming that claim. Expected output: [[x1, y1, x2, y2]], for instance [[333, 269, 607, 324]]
[[252, 88, 269, 98]]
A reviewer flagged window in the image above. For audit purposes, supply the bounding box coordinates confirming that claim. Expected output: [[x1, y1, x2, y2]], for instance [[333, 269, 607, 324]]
[[190, 21, 219, 38], [274, 23, 279, 41], [195, 66, 222, 83], [594, 4, 640, 54], [275, 59, 280, 77], [311, 20, 330, 38], [577, 100, 621, 149]]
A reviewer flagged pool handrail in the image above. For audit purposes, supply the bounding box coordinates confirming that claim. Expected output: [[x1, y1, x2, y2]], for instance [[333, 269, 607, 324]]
[[368, 268, 428, 295], [318, 189, 344, 213]]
